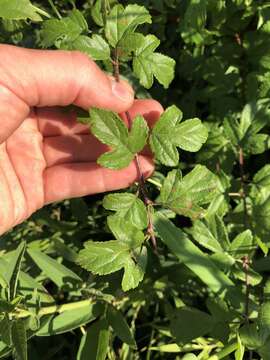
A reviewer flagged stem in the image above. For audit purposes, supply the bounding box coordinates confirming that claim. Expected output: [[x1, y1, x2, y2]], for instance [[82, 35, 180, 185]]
[[243, 255, 250, 321], [15, 299, 94, 319], [126, 112, 157, 252], [112, 48, 120, 82], [239, 147, 253, 360], [48, 0, 62, 19], [112, 50, 158, 253], [239, 147, 248, 228]]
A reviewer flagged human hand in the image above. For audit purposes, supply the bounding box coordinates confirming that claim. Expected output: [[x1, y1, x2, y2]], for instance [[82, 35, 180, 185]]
[[0, 45, 163, 235]]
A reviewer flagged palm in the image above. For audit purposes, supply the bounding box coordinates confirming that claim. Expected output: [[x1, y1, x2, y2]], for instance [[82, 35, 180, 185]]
[[0, 101, 159, 235]]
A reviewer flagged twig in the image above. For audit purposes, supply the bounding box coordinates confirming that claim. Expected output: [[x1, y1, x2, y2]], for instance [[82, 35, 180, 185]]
[[111, 51, 158, 253], [112, 48, 120, 82], [239, 147, 248, 228], [239, 147, 253, 360], [48, 0, 62, 19]]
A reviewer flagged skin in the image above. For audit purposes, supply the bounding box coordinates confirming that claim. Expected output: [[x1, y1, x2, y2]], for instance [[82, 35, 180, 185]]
[[0, 44, 163, 236]]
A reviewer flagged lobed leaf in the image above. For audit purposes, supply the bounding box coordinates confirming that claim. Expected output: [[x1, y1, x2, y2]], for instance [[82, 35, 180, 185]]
[[133, 34, 175, 88], [105, 4, 151, 47], [103, 193, 148, 229], [159, 166, 218, 219]]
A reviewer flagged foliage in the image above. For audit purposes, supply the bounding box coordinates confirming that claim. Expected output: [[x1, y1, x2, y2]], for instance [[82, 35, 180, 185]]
[[2, 0, 270, 359]]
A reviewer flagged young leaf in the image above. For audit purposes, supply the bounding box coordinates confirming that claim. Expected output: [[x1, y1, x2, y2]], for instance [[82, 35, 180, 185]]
[[40, 17, 82, 47], [68, 9, 88, 32], [11, 320, 27, 360], [121, 246, 147, 292], [107, 305, 137, 348], [71, 35, 110, 60], [77, 241, 129, 275], [77, 218, 147, 291], [150, 106, 207, 166], [91, 0, 104, 26], [149, 105, 183, 166], [133, 34, 175, 88], [105, 4, 151, 47], [159, 166, 218, 219], [172, 118, 208, 152], [103, 193, 148, 229], [77, 319, 110, 360], [128, 115, 149, 153], [85, 108, 148, 170], [0, 0, 48, 21]]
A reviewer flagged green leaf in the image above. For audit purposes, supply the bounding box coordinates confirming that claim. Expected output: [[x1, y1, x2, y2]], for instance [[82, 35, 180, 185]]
[[27, 249, 82, 288], [11, 320, 27, 360], [153, 213, 235, 293], [235, 333, 245, 360], [40, 12, 84, 47], [133, 34, 175, 88], [232, 264, 262, 286], [5, 242, 26, 301], [172, 118, 208, 152], [0, 315, 12, 346], [239, 323, 265, 350], [105, 4, 151, 47], [88, 107, 131, 169], [128, 115, 149, 153], [37, 303, 102, 336], [229, 230, 254, 259], [240, 99, 270, 139], [0, 0, 48, 21], [0, 299, 15, 313], [253, 165, 270, 188], [103, 193, 147, 229], [98, 147, 134, 169], [19, 271, 54, 307], [86, 107, 149, 170], [107, 305, 136, 348], [190, 215, 229, 253], [91, 0, 104, 26], [77, 240, 129, 275], [71, 35, 110, 60], [77, 319, 109, 360], [258, 302, 270, 341], [121, 246, 147, 291], [244, 133, 270, 155], [159, 166, 218, 219], [170, 307, 214, 344], [149, 105, 182, 166], [150, 106, 206, 166], [107, 216, 145, 247], [77, 218, 147, 291], [0, 340, 11, 358], [68, 9, 88, 32]]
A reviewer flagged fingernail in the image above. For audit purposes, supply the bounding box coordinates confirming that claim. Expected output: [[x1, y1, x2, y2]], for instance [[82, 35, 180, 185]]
[[111, 80, 134, 101]]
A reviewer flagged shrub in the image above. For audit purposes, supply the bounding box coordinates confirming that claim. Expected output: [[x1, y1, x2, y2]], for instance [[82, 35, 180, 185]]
[[1, 0, 270, 359]]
